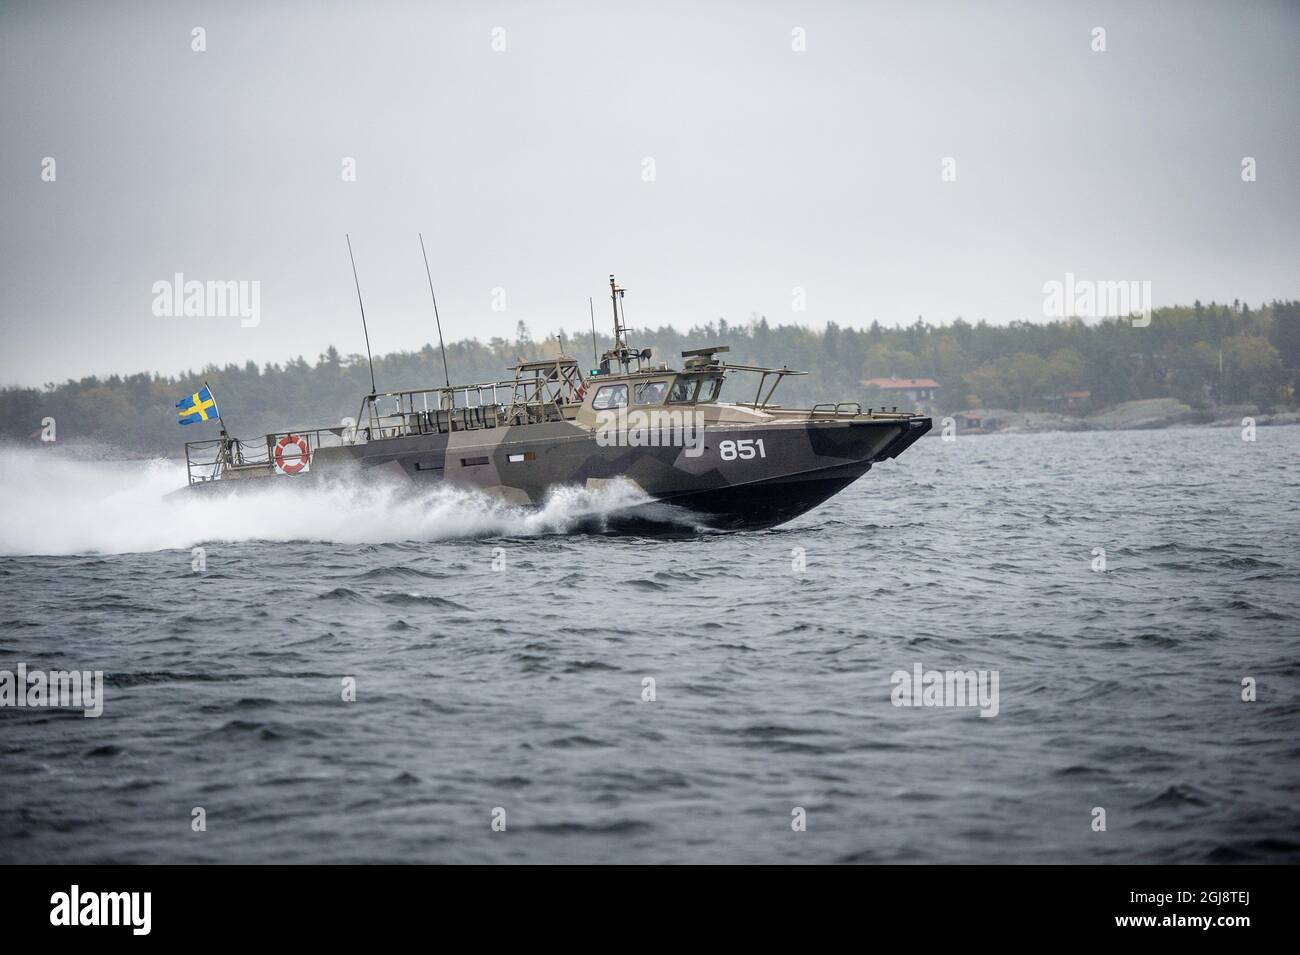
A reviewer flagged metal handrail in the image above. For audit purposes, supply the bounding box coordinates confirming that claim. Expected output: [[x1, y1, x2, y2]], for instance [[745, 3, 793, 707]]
[[358, 358, 585, 436], [718, 363, 808, 408], [810, 402, 863, 418], [183, 426, 349, 485]]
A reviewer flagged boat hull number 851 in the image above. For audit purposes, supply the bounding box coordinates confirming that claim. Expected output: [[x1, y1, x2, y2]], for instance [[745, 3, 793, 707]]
[[718, 438, 766, 461]]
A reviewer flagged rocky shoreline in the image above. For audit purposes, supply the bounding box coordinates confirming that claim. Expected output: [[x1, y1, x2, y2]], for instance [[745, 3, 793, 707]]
[[943, 398, 1300, 435]]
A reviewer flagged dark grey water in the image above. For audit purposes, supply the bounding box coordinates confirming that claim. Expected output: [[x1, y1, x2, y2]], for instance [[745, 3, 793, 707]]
[[1, 426, 1297, 863]]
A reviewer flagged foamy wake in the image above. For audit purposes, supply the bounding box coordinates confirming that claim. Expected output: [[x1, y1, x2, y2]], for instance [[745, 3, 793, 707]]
[[0, 444, 659, 556]]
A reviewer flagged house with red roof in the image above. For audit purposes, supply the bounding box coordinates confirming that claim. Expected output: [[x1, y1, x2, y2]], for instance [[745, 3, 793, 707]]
[[861, 377, 940, 403]]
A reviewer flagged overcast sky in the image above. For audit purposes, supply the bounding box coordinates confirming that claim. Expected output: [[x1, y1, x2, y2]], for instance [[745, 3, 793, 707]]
[[1, 0, 1297, 386]]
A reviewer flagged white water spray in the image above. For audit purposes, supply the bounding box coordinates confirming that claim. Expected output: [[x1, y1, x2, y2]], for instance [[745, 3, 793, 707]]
[[0, 445, 657, 556]]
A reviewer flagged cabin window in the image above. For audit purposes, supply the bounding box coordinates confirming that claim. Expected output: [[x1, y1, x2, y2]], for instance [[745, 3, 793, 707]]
[[634, 380, 668, 405], [507, 452, 535, 463], [697, 377, 722, 402], [591, 384, 629, 410], [460, 456, 489, 467], [668, 379, 697, 403]]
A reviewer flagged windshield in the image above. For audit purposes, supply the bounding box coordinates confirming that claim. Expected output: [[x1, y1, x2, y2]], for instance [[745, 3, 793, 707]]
[[635, 380, 668, 405], [697, 377, 722, 402], [669, 379, 696, 403], [591, 384, 628, 410]]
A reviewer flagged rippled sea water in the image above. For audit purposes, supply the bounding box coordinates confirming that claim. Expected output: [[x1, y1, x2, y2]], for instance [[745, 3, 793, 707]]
[[1, 426, 1297, 864]]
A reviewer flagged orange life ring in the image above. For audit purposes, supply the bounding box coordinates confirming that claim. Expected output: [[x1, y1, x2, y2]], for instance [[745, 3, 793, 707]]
[[274, 434, 310, 474]]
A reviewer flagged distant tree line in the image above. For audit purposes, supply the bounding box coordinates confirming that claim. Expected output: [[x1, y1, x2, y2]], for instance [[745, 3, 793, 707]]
[[2, 300, 1296, 455]]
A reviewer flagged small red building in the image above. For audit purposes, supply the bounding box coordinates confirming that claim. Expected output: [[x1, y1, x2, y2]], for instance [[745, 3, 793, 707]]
[[862, 377, 940, 403]]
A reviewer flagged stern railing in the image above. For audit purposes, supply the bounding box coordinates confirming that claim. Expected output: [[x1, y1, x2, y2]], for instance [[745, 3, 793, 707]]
[[183, 426, 351, 485]]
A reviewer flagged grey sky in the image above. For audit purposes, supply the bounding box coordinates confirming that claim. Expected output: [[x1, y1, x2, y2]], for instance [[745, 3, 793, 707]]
[[2, 0, 1297, 387]]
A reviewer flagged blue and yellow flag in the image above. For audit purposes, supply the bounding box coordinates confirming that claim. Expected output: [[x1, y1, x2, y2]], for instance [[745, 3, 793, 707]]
[[176, 385, 220, 426]]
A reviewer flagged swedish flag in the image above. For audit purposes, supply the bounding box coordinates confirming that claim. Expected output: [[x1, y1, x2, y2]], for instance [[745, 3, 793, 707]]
[[176, 385, 220, 426]]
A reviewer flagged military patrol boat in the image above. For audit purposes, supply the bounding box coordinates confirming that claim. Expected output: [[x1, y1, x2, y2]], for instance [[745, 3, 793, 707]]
[[179, 276, 931, 529]]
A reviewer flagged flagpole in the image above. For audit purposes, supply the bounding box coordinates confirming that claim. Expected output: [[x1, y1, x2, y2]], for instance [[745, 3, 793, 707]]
[[204, 380, 227, 434], [202, 379, 236, 466]]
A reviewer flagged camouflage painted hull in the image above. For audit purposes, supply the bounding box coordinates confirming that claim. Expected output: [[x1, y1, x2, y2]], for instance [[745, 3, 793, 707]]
[[183, 415, 931, 531]]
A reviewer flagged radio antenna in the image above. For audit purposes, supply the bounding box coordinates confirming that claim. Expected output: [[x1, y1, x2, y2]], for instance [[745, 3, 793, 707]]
[[588, 296, 598, 366], [346, 234, 377, 395], [418, 233, 452, 389]]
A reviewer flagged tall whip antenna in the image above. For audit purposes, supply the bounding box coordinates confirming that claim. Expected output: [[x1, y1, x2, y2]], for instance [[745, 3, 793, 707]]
[[588, 296, 598, 366], [346, 234, 377, 395], [419, 233, 452, 389]]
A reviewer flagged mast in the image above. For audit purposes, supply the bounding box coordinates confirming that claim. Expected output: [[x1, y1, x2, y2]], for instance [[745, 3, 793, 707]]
[[609, 274, 629, 372], [419, 233, 452, 389], [346, 234, 378, 395]]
